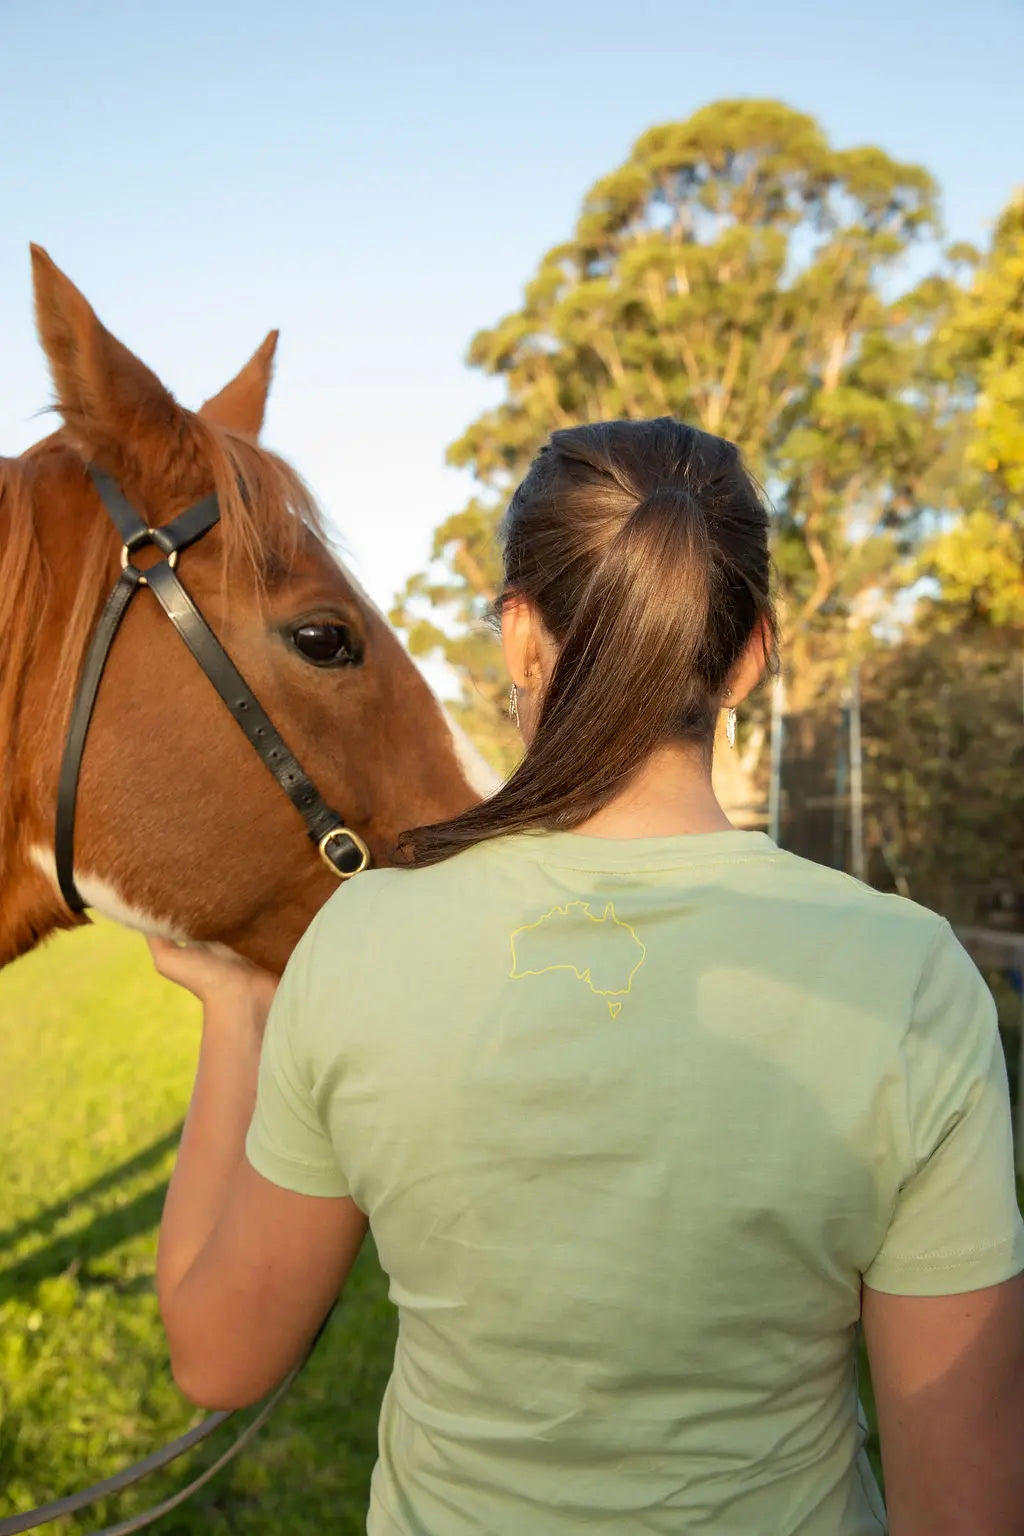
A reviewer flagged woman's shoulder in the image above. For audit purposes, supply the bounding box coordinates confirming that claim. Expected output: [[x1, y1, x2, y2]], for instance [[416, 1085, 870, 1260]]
[[753, 847, 961, 991], [768, 846, 948, 930], [313, 840, 495, 929]]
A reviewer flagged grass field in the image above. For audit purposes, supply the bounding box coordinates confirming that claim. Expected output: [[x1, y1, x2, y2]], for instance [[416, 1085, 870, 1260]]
[[0, 920, 394, 1533], [0, 920, 1020, 1531]]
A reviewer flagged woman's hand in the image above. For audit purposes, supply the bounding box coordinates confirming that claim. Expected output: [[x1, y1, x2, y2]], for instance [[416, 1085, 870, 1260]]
[[153, 935, 287, 1336], [147, 936, 279, 1017]]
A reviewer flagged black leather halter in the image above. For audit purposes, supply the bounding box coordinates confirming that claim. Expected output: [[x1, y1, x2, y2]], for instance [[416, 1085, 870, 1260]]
[[55, 466, 371, 913]]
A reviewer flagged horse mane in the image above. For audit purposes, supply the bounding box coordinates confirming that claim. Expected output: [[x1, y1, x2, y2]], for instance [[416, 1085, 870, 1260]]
[[0, 420, 330, 870], [0, 457, 50, 864]]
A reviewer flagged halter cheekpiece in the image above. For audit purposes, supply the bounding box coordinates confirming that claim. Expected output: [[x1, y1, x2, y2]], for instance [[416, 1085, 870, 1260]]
[[55, 466, 370, 914]]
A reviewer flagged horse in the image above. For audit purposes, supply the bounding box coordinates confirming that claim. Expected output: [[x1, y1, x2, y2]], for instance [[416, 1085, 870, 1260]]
[[0, 247, 497, 973]]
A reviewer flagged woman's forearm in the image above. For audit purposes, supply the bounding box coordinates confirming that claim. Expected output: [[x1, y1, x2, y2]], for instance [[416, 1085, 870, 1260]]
[[157, 987, 267, 1304]]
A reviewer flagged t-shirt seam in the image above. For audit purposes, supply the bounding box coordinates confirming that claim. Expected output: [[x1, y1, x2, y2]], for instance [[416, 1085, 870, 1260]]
[[908, 920, 953, 1014], [500, 851, 785, 875], [890, 920, 952, 1183], [870, 1232, 1023, 1269], [247, 1131, 338, 1176], [290, 878, 390, 1101], [854, 1456, 888, 1534], [916, 922, 982, 1166], [762, 855, 944, 918], [367, 1477, 405, 1532]]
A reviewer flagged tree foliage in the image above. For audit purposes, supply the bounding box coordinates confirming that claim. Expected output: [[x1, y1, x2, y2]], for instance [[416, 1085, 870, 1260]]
[[942, 192, 1024, 500], [920, 193, 1024, 628], [395, 100, 962, 737], [394, 103, 1022, 808]]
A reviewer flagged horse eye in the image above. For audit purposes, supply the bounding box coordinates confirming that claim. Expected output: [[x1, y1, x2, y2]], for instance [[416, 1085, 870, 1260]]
[[290, 622, 361, 667]]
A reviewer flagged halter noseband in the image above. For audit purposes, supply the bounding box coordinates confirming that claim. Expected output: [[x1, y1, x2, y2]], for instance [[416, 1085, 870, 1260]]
[[55, 466, 370, 914]]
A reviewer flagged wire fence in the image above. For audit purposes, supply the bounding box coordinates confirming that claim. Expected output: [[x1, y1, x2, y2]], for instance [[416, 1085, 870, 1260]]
[[719, 642, 1024, 1171]]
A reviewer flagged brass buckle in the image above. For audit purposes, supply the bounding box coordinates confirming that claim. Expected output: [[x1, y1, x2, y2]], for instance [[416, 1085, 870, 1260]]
[[121, 536, 178, 588], [318, 827, 371, 879]]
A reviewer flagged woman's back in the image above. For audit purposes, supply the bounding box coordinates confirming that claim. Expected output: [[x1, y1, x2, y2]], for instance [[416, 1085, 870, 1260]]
[[249, 828, 1023, 1534], [153, 418, 1023, 1534]]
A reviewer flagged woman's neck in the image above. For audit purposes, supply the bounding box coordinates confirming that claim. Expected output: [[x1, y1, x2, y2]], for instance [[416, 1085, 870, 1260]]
[[572, 743, 733, 840]]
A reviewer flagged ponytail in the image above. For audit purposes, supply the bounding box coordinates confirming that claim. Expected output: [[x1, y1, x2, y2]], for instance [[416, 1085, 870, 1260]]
[[398, 418, 775, 866]]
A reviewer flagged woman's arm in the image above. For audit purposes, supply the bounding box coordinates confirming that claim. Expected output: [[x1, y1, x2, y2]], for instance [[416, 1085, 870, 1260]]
[[863, 1274, 1024, 1536], [151, 939, 367, 1410]]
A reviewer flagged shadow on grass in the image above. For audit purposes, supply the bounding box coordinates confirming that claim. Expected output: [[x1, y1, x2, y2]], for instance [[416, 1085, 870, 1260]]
[[0, 1125, 182, 1294]]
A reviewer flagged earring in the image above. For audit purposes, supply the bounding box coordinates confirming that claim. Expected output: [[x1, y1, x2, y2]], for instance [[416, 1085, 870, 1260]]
[[724, 691, 737, 748], [508, 684, 519, 725]]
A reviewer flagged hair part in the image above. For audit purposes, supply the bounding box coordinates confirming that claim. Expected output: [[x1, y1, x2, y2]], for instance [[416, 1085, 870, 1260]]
[[398, 417, 777, 867]]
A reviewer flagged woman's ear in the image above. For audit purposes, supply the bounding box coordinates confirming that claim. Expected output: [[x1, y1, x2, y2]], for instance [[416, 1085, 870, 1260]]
[[501, 596, 533, 688], [501, 597, 558, 691], [725, 621, 773, 707]]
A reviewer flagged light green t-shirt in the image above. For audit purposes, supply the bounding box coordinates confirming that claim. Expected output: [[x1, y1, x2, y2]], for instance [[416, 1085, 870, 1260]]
[[246, 829, 1024, 1536]]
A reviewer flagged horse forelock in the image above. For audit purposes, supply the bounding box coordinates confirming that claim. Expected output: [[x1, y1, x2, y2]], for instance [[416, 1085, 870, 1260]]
[[190, 415, 331, 593]]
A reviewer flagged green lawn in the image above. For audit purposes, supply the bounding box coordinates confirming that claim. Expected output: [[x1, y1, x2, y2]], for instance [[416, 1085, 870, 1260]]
[[0, 921, 1020, 1531], [0, 921, 394, 1533]]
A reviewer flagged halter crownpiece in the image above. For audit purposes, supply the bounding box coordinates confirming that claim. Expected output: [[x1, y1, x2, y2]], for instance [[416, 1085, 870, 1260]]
[[54, 465, 370, 915]]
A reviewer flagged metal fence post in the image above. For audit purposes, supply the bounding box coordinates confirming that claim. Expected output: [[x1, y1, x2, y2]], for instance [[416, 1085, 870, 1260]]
[[849, 664, 866, 883], [768, 673, 785, 844], [1017, 978, 1024, 1178]]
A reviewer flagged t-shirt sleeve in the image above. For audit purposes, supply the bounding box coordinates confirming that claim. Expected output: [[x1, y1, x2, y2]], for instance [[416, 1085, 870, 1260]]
[[245, 908, 350, 1198], [864, 921, 1024, 1296]]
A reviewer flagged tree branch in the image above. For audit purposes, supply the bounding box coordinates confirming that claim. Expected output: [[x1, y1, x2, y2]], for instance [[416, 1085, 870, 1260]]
[[453, 542, 496, 602]]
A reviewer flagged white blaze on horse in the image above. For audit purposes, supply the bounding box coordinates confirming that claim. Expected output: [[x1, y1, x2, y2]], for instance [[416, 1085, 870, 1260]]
[[0, 248, 497, 972]]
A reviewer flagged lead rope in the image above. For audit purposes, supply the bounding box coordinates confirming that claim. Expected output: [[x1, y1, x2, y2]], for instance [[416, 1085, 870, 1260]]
[[0, 1312, 333, 1535]]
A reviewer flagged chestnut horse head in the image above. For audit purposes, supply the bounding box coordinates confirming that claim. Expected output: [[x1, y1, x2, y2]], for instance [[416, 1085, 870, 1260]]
[[0, 248, 496, 972]]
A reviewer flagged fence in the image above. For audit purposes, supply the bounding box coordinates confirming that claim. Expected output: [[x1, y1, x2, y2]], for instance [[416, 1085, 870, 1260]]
[[716, 649, 1024, 1172]]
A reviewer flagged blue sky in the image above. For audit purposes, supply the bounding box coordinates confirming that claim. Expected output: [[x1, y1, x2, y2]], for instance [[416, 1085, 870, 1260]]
[[1, 0, 1022, 625]]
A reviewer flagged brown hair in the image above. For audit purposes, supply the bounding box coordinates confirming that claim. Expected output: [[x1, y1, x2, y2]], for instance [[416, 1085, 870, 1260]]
[[398, 417, 777, 866]]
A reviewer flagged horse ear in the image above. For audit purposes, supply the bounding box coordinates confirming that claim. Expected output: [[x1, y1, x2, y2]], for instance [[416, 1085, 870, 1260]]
[[198, 331, 278, 436], [30, 244, 189, 489]]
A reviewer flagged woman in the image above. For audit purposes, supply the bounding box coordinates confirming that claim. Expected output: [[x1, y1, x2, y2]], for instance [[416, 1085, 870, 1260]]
[[152, 418, 1024, 1535]]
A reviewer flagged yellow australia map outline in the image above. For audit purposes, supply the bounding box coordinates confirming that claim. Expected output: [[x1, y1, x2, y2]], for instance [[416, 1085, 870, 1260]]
[[509, 900, 646, 1018]]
